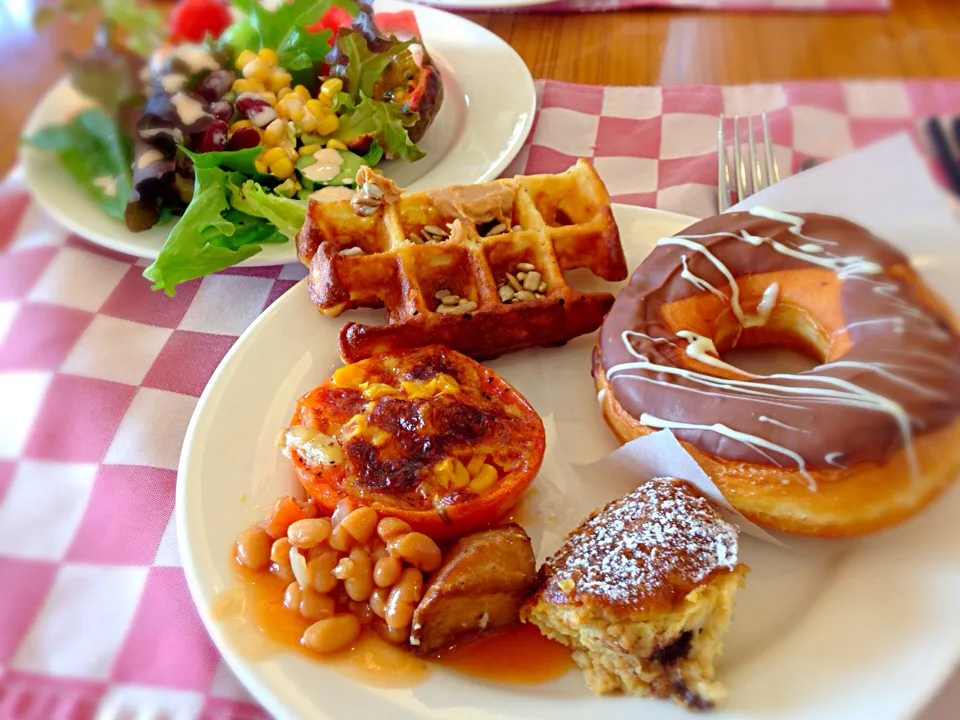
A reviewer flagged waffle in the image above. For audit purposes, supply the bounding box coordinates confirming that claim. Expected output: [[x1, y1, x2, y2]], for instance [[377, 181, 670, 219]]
[[296, 160, 627, 362]]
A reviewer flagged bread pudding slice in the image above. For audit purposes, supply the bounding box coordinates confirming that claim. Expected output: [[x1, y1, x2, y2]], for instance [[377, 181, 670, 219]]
[[520, 477, 748, 710]]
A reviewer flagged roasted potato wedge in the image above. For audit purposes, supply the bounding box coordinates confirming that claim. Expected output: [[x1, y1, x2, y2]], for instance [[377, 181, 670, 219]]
[[410, 524, 537, 654]]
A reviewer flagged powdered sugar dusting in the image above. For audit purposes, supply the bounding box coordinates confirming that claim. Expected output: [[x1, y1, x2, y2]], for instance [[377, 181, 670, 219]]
[[541, 478, 740, 607]]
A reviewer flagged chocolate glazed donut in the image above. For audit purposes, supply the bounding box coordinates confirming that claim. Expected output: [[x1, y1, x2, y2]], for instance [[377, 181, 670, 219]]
[[594, 209, 960, 537]]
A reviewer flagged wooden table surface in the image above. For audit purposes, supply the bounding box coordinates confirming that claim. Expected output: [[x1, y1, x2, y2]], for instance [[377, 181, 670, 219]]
[[3, 0, 960, 176]]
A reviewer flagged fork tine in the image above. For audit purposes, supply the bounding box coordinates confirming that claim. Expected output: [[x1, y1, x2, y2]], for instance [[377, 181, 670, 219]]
[[762, 112, 780, 184], [717, 115, 730, 213], [747, 115, 762, 192], [732, 116, 748, 203]]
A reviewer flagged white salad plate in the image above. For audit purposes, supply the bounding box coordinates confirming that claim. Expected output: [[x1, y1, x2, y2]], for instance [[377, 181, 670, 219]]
[[19, 0, 535, 265], [409, 0, 555, 9], [177, 203, 960, 720]]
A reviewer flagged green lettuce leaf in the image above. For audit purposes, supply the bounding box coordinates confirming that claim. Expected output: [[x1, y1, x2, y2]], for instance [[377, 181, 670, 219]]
[[334, 96, 423, 162], [228, 179, 307, 240], [334, 30, 411, 101], [24, 108, 133, 220], [182, 145, 264, 177], [142, 167, 296, 295], [332, 90, 355, 114], [362, 140, 384, 166], [227, 0, 358, 78]]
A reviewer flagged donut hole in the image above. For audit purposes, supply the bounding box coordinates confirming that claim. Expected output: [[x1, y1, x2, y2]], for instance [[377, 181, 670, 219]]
[[722, 348, 820, 375], [717, 305, 828, 375]]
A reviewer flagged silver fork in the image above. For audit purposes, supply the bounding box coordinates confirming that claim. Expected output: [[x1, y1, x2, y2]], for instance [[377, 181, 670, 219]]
[[717, 112, 781, 213]]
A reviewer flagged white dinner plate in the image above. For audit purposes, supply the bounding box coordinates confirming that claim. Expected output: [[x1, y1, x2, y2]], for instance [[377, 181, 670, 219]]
[[177, 204, 960, 720], [409, 0, 555, 9], [19, 0, 535, 265]]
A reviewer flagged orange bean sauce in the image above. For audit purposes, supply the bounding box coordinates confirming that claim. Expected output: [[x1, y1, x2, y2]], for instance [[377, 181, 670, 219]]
[[214, 556, 573, 687], [436, 623, 574, 684]]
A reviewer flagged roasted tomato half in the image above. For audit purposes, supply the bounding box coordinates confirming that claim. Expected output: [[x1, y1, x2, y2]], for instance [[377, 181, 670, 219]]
[[325, 4, 444, 151], [280, 346, 544, 540]]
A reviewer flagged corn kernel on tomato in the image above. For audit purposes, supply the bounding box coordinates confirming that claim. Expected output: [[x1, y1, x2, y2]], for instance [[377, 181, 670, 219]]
[[282, 346, 545, 540]]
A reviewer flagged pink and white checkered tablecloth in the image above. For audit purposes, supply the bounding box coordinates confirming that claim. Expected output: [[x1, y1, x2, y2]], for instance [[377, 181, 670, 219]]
[[422, 0, 890, 13], [2, 78, 960, 719]]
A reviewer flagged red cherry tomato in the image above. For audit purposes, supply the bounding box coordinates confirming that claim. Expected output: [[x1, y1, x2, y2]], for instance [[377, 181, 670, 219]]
[[169, 0, 233, 43], [305, 6, 354, 43], [370, 11, 420, 40]]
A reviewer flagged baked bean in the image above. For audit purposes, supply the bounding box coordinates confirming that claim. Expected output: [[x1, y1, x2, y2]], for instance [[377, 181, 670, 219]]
[[388, 532, 442, 572], [306, 544, 328, 562], [289, 546, 310, 589], [333, 549, 373, 602], [378, 620, 410, 645], [330, 497, 357, 528], [370, 540, 389, 560], [384, 568, 423, 630], [376, 517, 412, 543], [347, 600, 373, 624], [339, 507, 378, 544], [368, 587, 390, 619], [373, 556, 402, 588], [307, 549, 340, 594], [271, 561, 295, 584], [236, 526, 272, 571], [329, 524, 352, 552], [300, 588, 335, 620], [283, 581, 302, 611], [345, 547, 373, 602], [270, 537, 293, 565], [287, 518, 331, 549], [302, 614, 361, 654]]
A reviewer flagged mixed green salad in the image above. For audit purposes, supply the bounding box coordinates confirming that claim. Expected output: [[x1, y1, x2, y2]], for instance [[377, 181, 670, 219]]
[[25, 0, 443, 294]]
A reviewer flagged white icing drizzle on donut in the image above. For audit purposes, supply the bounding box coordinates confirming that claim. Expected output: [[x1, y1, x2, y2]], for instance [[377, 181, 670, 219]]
[[675, 331, 747, 374], [845, 317, 907, 335], [825, 452, 847, 468], [638, 412, 815, 488], [680, 255, 728, 302], [753, 282, 780, 327], [759, 415, 808, 433]]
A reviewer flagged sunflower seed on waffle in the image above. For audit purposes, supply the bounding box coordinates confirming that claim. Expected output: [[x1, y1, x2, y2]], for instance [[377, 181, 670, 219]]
[[498, 285, 515, 302], [339, 246, 364, 257], [421, 224, 449, 243], [512, 290, 536, 302], [362, 181, 384, 200], [523, 271, 541, 292], [437, 297, 477, 314], [485, 222, 508, 237], [351, 183, 385, 216], [516, 262, 536, 272], [506, 273, 522, 292]]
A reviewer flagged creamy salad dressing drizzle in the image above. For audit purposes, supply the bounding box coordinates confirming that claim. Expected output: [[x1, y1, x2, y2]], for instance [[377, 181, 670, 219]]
[[603, 207, 950, 486], [302, 148, 344, 184]]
